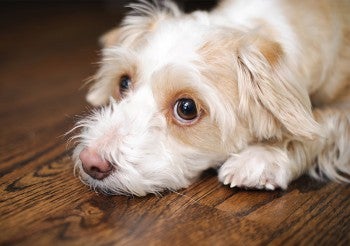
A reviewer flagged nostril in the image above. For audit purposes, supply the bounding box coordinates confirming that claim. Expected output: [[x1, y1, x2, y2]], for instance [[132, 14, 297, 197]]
[[82, 163, 113, 180], [79, 148, 114, 180], [90, 166, 102, 173]]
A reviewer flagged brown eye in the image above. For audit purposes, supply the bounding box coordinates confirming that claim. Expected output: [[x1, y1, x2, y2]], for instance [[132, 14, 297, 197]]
[[173, 98, 199, 123], [119, 75, 131, 95]]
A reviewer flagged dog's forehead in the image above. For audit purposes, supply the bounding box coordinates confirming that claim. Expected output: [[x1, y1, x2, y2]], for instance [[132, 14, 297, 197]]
[[137, 19, 207, 78]]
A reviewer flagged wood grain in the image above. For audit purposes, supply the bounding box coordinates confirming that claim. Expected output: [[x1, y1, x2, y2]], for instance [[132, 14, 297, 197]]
[[0, 1, 349, 245]]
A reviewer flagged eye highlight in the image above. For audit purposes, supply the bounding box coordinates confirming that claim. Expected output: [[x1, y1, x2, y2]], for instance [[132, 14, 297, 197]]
[[173, 98, 199, 124], [119, 75, 132, 95]]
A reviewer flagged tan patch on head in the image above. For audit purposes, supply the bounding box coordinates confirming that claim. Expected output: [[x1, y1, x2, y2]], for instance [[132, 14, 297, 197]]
[[151, 65, 226, 154], [257, 38, 283, 66]]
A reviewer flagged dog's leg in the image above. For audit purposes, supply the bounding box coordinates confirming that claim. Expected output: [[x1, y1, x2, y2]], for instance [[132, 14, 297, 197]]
[[218, 108, 350, 190]]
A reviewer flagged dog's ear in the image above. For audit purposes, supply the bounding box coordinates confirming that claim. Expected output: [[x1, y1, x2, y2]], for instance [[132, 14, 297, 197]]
[[98, 1, 182, 48], [235, 35, 320, 139], [99, 28, 121, 47]]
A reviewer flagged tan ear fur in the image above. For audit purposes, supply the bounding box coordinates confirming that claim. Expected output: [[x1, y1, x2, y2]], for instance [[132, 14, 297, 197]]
[[99, 28, 121, 47], [236, 35, 320, 139]]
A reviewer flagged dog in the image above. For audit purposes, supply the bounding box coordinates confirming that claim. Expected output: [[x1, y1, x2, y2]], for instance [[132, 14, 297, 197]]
[[72, 0, 350, 196]]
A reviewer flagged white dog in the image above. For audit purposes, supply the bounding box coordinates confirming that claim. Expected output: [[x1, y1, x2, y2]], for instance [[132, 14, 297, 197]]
[[73, 0, 350, 196]]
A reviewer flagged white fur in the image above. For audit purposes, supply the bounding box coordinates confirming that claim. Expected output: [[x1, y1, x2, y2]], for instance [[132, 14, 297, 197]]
[[74, 86, 223, 196], [218, 145, 293, 190], [73, 0, 350, 196]]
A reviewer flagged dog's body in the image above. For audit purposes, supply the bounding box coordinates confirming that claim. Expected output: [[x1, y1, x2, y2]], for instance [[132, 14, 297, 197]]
[[73, 0, 350, 196]]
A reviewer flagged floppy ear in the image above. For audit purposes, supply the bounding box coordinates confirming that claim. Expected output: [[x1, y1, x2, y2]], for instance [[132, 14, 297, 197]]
[[99, 27, 121, 47], [235, 35, 320, 140]]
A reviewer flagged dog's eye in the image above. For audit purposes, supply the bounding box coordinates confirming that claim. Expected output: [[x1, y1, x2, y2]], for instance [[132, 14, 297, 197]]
[[174, 98, 199, 123], [119, 75, 131, 95]]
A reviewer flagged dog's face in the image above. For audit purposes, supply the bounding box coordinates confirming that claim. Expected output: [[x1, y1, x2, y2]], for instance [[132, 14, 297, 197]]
[[73, 1, 318, 196]]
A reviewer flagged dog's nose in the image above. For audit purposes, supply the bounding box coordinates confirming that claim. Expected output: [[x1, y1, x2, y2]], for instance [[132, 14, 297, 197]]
[[79, 148, 113, 180]]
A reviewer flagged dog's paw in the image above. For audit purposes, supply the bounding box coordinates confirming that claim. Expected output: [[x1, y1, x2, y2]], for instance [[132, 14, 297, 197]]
[[218, 146, 292, 190]]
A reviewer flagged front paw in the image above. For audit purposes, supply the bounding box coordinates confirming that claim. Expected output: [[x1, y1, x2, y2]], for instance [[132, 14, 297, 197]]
[[218, 146, 291, 190]]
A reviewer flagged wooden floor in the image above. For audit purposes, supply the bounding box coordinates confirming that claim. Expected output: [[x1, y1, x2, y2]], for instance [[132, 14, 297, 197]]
[[1, 1, 349, 245]]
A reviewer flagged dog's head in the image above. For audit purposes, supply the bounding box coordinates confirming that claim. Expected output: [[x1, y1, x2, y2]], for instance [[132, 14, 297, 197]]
[[73, 1, 319, 196]]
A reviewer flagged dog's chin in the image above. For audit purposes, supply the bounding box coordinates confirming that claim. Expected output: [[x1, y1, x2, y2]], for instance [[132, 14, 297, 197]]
[[74, 159, 194, 196], [78, 172, 192, 196]]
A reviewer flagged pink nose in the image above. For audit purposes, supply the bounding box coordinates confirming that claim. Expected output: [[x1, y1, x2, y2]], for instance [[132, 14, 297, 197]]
[[79, 148, 113, 180]]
